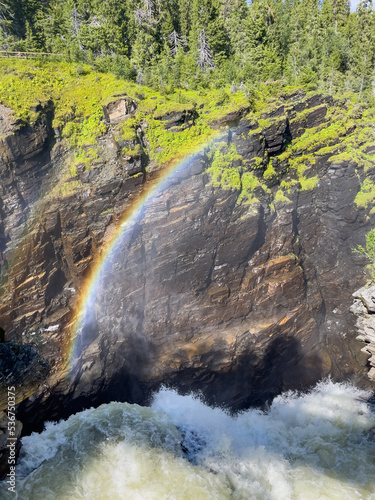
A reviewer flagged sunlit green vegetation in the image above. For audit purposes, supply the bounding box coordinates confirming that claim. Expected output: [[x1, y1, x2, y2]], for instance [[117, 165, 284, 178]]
[[1, 56, 375, 209]]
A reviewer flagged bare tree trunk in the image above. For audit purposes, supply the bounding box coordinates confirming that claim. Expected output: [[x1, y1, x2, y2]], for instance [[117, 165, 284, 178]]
[[329, 65, 334, 94]]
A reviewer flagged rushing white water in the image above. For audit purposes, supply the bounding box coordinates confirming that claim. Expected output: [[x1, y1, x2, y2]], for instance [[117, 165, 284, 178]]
[[2, 380, 375, 500]]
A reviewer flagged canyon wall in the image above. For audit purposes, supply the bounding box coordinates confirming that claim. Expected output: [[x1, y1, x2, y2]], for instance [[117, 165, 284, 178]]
[[0, 91, 373, 431]]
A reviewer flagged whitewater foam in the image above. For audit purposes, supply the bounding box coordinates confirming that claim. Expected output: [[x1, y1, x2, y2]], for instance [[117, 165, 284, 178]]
[[2, 380, 375, 499]]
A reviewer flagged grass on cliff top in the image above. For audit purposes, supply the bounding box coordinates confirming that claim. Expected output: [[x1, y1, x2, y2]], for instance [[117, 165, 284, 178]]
[[0, 59, 254, 196], [2, 60, 375, 208], [0, 60, 248, 143], [0, 60, 303, 162], [0, 59, 256, 190]]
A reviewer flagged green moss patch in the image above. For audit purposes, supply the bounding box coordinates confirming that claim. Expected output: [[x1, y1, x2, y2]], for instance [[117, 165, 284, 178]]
[[355, 179, 375, 208], [274, 190, 291, 203], [206, 142, 242, 191], [263, 161, 277, 181], [300, 175, 319, 191], [205, 143, 271, 206]]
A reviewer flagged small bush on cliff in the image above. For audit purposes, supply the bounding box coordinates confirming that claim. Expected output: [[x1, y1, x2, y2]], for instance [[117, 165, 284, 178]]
[[299, 176, 319, 191], [263, 161, 276, 181], [237, 172, 261, 205], [206, 142, 242, 191], [355, 179, 375, 208], [353, 229, 375, 280]]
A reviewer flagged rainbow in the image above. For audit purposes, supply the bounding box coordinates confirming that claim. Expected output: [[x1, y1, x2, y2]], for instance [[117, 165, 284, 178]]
[[66, 132, 224, 371]]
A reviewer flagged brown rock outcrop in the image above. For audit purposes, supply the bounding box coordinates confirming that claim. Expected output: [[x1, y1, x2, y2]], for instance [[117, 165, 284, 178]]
[[103, 96, 137, 125]]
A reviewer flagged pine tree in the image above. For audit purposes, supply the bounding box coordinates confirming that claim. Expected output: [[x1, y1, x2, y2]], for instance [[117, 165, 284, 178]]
[[321, 27, 348, 93], [332, 0, 350, 33], [354, 0, 374, 97], [172, 44, 185, 85], [70, 4, 83, 40], [225, 0, 250, 58], [156, 0, 175, 49], [32, 2, 72, 54], [283, 0, 322, 84], [0, 1, 12, 21], [23, 20, 38, 51], [189, 0, 227, 68], [131, 0, 159, 70], [0, 0, 15, 46], [178, 0, 192, 43]]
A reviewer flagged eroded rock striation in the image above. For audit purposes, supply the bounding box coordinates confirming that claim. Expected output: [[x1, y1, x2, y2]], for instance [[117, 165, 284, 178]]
[[0, 90, 373, 432]]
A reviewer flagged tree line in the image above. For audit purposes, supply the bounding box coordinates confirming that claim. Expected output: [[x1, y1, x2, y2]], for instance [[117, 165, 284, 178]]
[[0, 0, 374, 100]]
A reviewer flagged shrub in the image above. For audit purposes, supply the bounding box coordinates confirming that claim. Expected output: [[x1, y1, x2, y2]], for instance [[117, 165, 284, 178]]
[[353, 228, 375, 280]]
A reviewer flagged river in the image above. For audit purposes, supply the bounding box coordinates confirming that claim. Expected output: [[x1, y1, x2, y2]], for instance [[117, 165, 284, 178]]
[[2, 380, 375, 499]]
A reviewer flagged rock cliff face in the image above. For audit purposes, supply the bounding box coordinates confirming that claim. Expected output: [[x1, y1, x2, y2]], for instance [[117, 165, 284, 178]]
[[351, 285, 375, 381], [0, 91, 373, 431], [0, 343, 49, 479]]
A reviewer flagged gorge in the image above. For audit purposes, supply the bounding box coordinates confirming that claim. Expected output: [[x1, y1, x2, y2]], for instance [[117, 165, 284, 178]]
[[0, 61, 375, 497]]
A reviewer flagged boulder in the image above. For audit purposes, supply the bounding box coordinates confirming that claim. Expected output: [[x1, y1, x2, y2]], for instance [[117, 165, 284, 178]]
[[103, 97, 137, 125]]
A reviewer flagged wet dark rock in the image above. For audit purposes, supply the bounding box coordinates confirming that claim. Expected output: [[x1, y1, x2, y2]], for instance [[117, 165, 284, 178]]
[[262, 116, 290, 155], [0, 342, 49, 478], [125, 158, 143, 176], [155, 108, 198, 131], [211, 107, 250, 128], [0, 342, 50, 410], [289, 104, 327, 138]]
